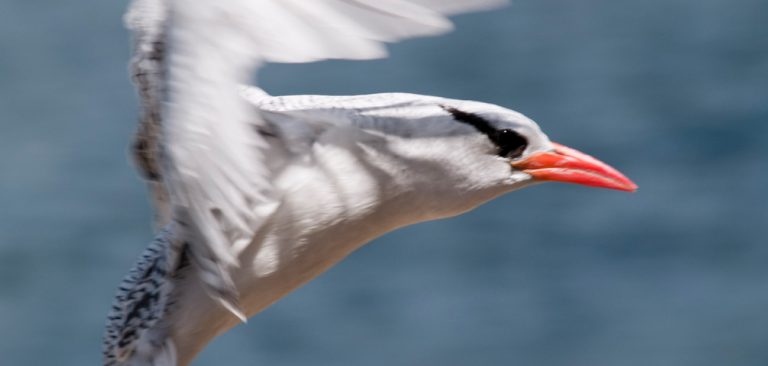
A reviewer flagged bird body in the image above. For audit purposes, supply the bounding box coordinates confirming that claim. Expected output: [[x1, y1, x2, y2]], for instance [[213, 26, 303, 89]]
[[105, 90, 545, 365], [104, 1, 636, 365]]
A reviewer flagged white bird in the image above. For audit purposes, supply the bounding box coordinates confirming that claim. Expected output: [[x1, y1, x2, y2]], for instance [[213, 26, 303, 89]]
[[103, 1, 637, 365]]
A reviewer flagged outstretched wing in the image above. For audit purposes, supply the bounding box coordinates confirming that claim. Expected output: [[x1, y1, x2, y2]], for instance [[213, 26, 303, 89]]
[[136, 0, 508, 319], [125, 0, 172, 228]]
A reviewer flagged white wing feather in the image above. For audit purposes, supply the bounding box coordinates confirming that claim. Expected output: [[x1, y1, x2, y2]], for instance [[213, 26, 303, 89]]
[[125, 0, 172, 228], [158, 0, 507, 318]]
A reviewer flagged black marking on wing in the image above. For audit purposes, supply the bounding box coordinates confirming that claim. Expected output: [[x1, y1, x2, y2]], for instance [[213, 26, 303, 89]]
[[132, 134, 162, 181], [103, 227, 183, 365], [130, 36, 166, 183]]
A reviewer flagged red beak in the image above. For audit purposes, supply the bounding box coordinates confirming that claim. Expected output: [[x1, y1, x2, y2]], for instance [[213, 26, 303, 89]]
[[512, 142, 637, 192]]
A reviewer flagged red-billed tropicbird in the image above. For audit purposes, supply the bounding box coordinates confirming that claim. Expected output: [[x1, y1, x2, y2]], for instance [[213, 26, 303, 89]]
[[103, 1, 637, 365]]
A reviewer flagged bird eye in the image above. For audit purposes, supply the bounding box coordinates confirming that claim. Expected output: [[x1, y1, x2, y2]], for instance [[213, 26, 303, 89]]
[[495, 129, 528, 159]]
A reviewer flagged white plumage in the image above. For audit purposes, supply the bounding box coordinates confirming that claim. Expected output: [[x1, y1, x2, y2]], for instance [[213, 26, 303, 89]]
[[162, 0, 510, 321], [104, 1, 636, 365]]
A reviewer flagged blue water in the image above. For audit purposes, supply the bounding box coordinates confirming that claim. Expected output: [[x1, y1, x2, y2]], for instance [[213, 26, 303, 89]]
[[1, 1, 767, 365]]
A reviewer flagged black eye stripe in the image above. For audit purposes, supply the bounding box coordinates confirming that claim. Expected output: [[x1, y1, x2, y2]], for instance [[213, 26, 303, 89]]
[[442, 106, 497, 138], [442, 106, 528, 158], [495, 128, 528, 158]]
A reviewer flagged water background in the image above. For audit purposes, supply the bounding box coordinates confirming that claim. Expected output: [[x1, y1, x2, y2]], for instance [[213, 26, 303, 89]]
[[1, 1, 767, 365]]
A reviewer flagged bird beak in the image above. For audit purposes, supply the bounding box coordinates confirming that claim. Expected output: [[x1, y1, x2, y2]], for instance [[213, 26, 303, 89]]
[[511, 142, 637, 192]]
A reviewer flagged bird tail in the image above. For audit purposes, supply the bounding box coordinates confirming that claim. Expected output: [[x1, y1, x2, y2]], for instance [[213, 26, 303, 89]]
[[103, 224, 185, 366]]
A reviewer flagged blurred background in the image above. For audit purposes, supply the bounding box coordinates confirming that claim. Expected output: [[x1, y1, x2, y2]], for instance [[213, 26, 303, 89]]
[[1, 0, 767, 365]]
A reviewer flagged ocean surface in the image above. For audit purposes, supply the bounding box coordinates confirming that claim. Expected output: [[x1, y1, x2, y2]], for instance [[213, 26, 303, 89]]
[[1, 1, 767, 365]]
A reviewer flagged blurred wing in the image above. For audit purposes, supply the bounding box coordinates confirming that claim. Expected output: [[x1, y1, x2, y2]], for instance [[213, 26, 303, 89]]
[[158, 0, 507, 318], [125, 0, 172, 228]]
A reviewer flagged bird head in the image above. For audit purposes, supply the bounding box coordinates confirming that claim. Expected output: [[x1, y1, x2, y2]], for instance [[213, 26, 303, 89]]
[[334, 95, 636, 196], [436, 100, 637, 193]]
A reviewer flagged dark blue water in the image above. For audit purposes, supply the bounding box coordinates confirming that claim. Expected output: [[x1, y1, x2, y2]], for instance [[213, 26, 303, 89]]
[[1, 1, 767, 365]]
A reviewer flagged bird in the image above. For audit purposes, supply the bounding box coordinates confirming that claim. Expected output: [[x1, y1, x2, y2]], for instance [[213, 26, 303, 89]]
[[102, 1, 637, 365]]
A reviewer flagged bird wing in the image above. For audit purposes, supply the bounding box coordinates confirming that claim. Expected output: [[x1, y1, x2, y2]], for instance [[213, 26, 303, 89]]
[[125, 0, 172, 228], [130, 0, 507, 319]]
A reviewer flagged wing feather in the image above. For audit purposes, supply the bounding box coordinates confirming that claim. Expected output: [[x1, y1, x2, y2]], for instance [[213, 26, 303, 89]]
[[125, 0, 172, 228], [142, 0, 507, 318]]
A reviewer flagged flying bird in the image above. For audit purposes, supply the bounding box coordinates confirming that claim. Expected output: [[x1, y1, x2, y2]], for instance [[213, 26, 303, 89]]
[[103, 0, 637, 365]]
